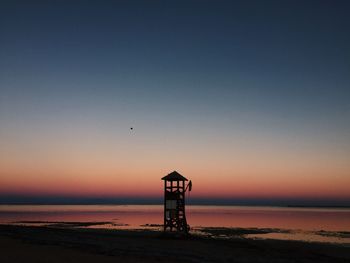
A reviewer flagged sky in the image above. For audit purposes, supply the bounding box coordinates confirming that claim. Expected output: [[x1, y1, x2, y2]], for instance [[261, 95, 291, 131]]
[[0, 0, 350, 205]]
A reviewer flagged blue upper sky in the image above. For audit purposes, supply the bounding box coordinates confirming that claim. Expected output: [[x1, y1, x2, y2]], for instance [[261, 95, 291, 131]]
[[1, 0, 349, 125]]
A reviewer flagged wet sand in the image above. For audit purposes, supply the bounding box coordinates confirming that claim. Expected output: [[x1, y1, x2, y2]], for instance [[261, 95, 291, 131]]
[[1, 224, 350, 263]]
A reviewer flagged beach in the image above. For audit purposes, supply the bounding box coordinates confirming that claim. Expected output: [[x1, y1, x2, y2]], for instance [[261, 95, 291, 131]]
[[1, 224, 349, 263]]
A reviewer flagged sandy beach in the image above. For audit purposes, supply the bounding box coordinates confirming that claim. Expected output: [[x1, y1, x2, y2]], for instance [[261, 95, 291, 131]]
[[1, 224, 349, 263]]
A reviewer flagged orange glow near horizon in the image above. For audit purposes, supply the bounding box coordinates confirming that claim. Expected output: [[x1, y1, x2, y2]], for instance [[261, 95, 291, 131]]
[[1, 118, 349, 202], [1, 163, 349, 200]]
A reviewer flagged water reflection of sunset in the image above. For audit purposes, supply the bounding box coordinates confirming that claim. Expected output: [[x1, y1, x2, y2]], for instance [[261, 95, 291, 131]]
[[1, 205, 349, 232]]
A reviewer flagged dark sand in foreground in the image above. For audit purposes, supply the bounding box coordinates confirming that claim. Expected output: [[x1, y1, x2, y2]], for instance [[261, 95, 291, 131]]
[[0, 225, 349, 263]]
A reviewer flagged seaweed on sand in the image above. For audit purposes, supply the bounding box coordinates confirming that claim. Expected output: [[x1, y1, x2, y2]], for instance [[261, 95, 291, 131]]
[[14, 221, 113, 227], [198, 227, 291, 238]]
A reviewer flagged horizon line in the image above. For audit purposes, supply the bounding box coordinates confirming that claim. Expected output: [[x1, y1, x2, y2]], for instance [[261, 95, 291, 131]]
[[1, 196, 349, 207]]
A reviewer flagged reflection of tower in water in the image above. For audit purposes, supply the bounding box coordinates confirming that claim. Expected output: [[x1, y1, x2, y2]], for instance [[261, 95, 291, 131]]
[[162, 171, 192, 234]]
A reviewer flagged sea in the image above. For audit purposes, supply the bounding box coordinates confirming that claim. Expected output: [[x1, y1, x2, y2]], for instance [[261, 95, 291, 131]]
[[0, 205, 349, 244]]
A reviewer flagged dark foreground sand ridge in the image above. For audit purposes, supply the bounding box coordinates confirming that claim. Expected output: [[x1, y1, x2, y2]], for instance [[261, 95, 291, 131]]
[[1, 225, 350, 263]]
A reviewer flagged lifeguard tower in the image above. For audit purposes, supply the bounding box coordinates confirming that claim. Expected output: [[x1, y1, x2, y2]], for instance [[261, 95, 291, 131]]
[[161, 171, 192, 234]]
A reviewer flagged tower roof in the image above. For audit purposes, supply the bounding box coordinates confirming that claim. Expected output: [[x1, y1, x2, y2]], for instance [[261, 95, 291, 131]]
[[161, 171, 188, 181]]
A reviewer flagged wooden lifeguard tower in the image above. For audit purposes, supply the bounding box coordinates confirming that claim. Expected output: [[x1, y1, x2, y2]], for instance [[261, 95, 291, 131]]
[[161, 171, 192, 234]]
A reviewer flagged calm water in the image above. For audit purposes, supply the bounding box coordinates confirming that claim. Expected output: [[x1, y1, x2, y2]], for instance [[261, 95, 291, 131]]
[[0, 205, 349, 244]]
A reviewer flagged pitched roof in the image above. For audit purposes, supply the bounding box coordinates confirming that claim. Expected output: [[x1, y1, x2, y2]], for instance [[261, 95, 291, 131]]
[[161, 171, 188, 181]]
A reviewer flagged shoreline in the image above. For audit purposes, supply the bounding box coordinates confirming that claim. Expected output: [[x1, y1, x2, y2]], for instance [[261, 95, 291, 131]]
[[1, 224, 350, 263]]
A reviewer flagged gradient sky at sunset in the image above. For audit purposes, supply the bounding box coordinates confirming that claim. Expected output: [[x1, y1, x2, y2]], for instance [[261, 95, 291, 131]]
[[1, 1, 350, 205]]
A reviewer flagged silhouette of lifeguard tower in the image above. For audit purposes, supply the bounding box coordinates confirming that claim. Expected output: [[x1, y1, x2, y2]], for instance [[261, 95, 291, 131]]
[[161, 171, 192, 234]]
